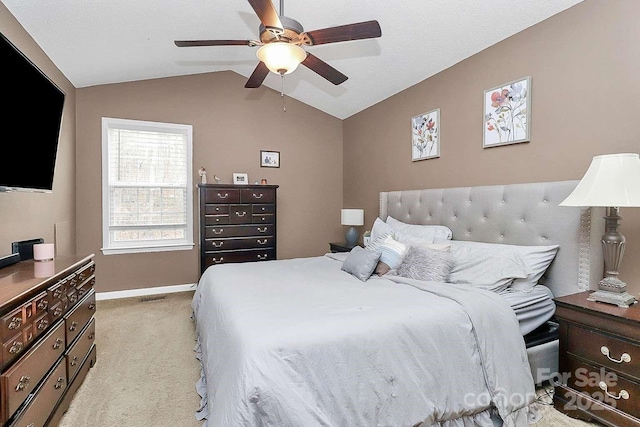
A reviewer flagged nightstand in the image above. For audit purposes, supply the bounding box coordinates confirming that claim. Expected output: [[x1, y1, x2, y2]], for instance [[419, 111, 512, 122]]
[[329, 242, 358, 253], [553, 291, 640, 426]]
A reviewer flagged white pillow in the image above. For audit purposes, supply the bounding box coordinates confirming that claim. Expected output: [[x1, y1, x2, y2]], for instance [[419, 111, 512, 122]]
[[375, 235, 408, 275], [386, 216, 453, 244], [369, 217, 395, 246], [444, 240, 559, 292]]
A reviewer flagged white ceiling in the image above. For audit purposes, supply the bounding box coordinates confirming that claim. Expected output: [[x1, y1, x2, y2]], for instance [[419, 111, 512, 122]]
[[2, 0, 582, 120]]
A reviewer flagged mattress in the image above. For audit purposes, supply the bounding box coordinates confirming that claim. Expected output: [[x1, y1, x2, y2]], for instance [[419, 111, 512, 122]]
[[497, 285, 556, 336]]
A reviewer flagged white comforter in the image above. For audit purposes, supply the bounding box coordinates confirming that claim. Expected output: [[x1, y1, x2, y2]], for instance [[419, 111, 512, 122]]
[[192, 253, 538, 427]]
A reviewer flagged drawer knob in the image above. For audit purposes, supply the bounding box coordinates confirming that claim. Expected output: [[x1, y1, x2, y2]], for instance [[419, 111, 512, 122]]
[[53, 338, 63, 350], [257, 254, 268, 260], [15, 375, 30, 391], [70, 355, 78, 366], [8, 316, 21, 330], [599, 381, 630, 400], [257, 239, 267, 245], [253, 193, 264, 199], [217, 193, 229, 199], [601, 346, 631, 364], [257, 227, 267, 233], [54, 376, 65, 390], [235, 211, 247, 217], [213, 229, 223, 235], [9, 341, 23, 354], [37, 299, 48, 310], [69, 321, 79, 331], [213, 242, 223, 248], [212, 257, 224, 264], [89, 302, 96, 310]]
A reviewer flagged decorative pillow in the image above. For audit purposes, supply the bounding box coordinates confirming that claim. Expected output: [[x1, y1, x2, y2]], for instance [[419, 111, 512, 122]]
[[386, 216, 453, 244], [341, 246, 381, 282], [365, 232, 391, 252], [447, 242, 531, 293], [444, 240, 560, 292], [369, 217, 394, 245], [388, 246, 454, 282], [375, 235, 408, 275]]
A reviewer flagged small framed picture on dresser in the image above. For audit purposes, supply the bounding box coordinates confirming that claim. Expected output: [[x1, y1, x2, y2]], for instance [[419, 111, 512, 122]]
[[233, 173, 249, 185]]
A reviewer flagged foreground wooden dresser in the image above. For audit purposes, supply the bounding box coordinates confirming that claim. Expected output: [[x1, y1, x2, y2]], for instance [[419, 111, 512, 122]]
[[0, 254, 96, 427], [554, 291, 640, 426], [198, 184, 278, 274]]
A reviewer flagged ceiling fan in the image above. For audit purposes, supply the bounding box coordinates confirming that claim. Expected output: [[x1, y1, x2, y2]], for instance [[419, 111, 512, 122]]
[[174, 0, 382, 89]]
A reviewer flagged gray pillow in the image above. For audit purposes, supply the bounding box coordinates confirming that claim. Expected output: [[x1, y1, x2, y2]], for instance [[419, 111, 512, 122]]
[[388, 246, 454, 282], [341, 246, 381, 281]]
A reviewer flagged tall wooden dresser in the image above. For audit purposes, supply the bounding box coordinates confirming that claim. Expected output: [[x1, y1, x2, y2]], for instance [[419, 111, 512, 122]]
[[0, 254, 96, 427], [198, 184, 278, 275]]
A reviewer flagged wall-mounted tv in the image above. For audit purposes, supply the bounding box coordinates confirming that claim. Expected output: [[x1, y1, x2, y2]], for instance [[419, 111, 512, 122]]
[[0, 32, 65, 193]]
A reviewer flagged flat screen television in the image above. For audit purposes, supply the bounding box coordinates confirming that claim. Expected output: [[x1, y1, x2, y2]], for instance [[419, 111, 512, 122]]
[[0, 32, 65, 193]]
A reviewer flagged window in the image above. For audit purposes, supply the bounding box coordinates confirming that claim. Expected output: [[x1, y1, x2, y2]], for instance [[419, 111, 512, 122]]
[[101, 117, 194, 255]]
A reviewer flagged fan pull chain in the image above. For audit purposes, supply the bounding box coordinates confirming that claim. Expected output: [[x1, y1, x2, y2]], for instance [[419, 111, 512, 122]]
[[281, 74, 286, 112]]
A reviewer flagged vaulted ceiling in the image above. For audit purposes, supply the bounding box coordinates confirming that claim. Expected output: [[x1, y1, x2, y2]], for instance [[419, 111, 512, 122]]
[[1, 0, 583, 119]]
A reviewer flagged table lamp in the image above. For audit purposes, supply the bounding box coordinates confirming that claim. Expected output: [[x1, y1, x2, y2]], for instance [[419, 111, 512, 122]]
[[341, 209, 364, 247], [560, 153, 640, 308]]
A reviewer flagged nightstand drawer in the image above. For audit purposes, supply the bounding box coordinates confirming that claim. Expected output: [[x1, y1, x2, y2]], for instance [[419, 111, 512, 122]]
[[566, 357, 640, 418], [568, 324, 640, 380]]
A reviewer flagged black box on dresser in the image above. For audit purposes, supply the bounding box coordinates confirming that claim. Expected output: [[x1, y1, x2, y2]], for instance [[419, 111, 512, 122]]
[[0, 254, 97, 427]]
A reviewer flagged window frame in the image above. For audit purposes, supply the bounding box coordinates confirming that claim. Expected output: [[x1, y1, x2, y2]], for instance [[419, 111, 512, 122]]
[[101, 117, 194, 255]]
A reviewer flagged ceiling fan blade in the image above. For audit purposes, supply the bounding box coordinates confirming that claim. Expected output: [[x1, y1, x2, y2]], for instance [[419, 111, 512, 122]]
[[175, 40, 253, 47], [245, 62, 270, 88], [247, 0, 284, 33], [303, 20, 381, 46], [302, 53, 348, 85]]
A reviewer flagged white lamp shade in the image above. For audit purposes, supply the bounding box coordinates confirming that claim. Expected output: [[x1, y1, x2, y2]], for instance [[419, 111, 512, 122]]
[[560, 153, 640, 207], [341, 209, 364, 226], [256, 43, 307, 75]]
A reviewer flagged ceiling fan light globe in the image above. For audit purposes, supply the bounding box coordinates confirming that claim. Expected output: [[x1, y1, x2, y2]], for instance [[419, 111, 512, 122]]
[[257, 43, 306, 75]]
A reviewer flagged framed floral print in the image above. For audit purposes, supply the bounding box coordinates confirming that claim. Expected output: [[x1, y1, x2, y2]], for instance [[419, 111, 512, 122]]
[[483, 76, 531, 148], [411, 108, 440, 161]]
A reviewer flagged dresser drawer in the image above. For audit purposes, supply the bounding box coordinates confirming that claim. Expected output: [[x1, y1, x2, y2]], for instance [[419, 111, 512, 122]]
[[205, 237, 275, 252], [252, 204, 274, 214], [75, 261, 96, 284], [204, 249, 276, 268], [0, 292, 49, 343], [205, 205, 229, 215], [65, 290, 96, 347], [565, 357, 640, 418], [241, 188, 274, 203], [66, 317, 96, 382], [10, 358, 67, 427], [204, 188, 240, 203], [205, 224, 274, 239], [252, 214, 274, 224], [229, 205, 252, 224], [205, 215, 229, 225], [2, 320, 66, 419], [77, 276, 96, 300], [1, 307, 24, 342], [568, 324, 640, 380]]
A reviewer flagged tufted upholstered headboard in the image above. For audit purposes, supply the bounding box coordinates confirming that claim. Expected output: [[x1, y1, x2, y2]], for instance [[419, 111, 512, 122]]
[[379, 180, 604, 297]]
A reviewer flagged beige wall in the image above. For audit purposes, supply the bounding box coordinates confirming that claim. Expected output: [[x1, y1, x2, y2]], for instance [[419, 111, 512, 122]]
[[0, 5, 76, 259], [343, 0, 640, 294], [76, 72, 344, 292]]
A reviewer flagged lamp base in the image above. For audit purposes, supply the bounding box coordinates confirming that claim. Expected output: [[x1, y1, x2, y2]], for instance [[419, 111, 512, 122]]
[[588, 277, 637, 308], [345, 227, 359, 247]]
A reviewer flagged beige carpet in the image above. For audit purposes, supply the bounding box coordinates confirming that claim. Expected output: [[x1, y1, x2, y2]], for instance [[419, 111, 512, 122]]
[[58, 290, 599, 427]]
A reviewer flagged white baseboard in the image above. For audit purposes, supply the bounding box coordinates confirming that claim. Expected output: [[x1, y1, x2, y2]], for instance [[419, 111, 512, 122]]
[[96, 283, 197, 301]]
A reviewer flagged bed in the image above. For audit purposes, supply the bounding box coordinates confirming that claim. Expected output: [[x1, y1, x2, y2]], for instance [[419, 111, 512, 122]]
[[191, 180, 604, 427]]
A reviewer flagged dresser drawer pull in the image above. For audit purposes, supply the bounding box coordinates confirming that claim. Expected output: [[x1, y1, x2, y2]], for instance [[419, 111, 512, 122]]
[[8, 317, 21, 330], [69, 321, 79, 332], [37, 318, 49, 330], [89, 302, 96, 310], [217, 193, 229, 199], [257, 239, 267, 245], [9, 341, 23, 354], [70, 355, 78, 366], [15, 375, 30, 391], [212, 257, 224, 264], [53, 338, 63, 349], [54, 376, 65, 389], [601, 346, 631, 364], [257, 254, 268, 260], [213, 242, 223, 248], [252, 193, 263, 199], [89, 332, 95, 340], [37, 299, 48, 310], [599, 381, 630, 400], [235, 211, 247, 217], [213, 228, 223, 235], [257, 227, 267, 233]]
